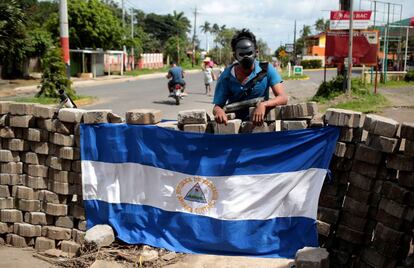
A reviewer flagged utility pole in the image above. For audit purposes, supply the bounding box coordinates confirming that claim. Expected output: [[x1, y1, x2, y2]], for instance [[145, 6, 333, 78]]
[[293, 20, 297, 64], [122, 0, 126, 73], [346, 0, 354, 94], [59, 0, 70, 78], [192, 7, 198, 67], [130, 8, 134, 70], [383, 2, 390, 83]]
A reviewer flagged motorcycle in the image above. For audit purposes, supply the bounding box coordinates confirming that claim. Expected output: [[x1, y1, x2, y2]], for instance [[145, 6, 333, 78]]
[[169, 84, 184, 105]]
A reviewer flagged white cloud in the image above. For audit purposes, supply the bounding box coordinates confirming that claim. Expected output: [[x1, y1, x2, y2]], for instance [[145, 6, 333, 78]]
[[125, 0, 414, 51]]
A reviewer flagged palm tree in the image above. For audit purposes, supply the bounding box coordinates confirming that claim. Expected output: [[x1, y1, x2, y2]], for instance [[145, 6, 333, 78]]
[[200, 21, 211, 52]]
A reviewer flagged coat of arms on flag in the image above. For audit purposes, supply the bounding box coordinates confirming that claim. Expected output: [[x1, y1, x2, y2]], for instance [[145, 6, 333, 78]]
[[81, 124, 339, 258]]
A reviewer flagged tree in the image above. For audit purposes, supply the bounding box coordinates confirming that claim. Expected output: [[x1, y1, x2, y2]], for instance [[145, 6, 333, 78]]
[[165, 36, 186, 63], [36, 47, 76, 99], [47, 0, 125, 50], [0, 0, 27, 78], [200, 21, 211, 51], [315, 18, 329, 32]]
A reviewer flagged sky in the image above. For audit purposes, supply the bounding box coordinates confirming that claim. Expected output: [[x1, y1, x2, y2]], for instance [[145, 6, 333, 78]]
[[122, 0, 414, 52]]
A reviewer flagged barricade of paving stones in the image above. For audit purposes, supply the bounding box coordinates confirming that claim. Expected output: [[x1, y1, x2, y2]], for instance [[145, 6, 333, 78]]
[[1, 101, 413, 268]]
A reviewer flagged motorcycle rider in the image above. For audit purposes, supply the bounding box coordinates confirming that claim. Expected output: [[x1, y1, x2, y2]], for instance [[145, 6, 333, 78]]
[[166, 61, 186, 96]]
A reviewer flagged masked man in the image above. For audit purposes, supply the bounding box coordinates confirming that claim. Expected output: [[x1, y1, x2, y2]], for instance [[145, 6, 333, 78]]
[[213, 29, 288, 125]]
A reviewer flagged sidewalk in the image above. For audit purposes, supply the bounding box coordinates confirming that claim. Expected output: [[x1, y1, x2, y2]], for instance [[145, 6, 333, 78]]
[[0, 69, 202, 98]]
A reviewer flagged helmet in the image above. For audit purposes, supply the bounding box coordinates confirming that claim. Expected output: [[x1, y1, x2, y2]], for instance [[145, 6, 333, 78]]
[[234, 38, 256, 69]]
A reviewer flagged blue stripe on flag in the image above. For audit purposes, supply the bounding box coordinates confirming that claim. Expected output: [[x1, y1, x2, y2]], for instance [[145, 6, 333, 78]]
[[84, 200, 318, 258], [80, 124, 339, 176]]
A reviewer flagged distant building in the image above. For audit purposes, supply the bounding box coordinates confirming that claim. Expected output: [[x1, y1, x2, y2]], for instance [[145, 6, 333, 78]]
[[304, 33, 326, 66]]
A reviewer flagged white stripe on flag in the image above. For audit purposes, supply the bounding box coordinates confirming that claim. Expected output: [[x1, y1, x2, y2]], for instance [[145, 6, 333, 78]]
[[82, 161, 326, 221]]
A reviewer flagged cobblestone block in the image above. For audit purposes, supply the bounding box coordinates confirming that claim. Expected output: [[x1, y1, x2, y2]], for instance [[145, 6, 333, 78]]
[[83, 110, 110, 124], [69, 204, 85, 220], [18, 199, 41, 212], [0, 222, 11, 234], [316, 220, 331, 237], [324, 108, 362, 128], [24, 212, 48, 225], [354, 144, 383, 164], [378, 198, 406, 219], [0, 127, 15, 138], [55, 216, 74, 229], [339, 127, 363, 143], [343, 196, 369, 217], [3, 139, 28, 151], [108, 112, 123, 123], [33, 105, 56, 119], [318, 194, 343, 209], [361, 247, 397, 268], [340, 211, 367, 232], [374, 222, 403, 244], [239, 121, 269, 133], [71, 161, 81, 172], [49, 181, 69, 195], [334, 142, 355, 159], [375, 209, 404, 230], [126, 109, 162, 124], [43, 226, 71, 240], [309, 115, 324, 128], [36, 118, 55, 131], [351, 161, 378, 178], [53, 119, 73, 135], [56, 147, 80, 160], [398, 171, 414, 188], [9, 103, 34, 115], [177, 109, 207, 125], [213, 119, 242, 134], [46, 156, 71, 171], [0, 197, 14, 209], [35, 237, 55, 252], [381, 181, 409, 204], [363, 114, 399, 138], [183, 124, 207, 133], [404, 139, 414, 156], [14, 222, 41, 237], [295, 247, 329, 268], [13, 186, 35, 199], [49, 133, 75, 146], [336, 224, 364, 243], [49, 170, 69, 183], [0, 162, 23, 174], [365, 133, 399, 153], [58, 108, 85, 123], [0, 101, 13, 114], [61, 240, 81, 257], [9, 115, 35, 128], [26, 165, 48, 177], [386, 154, 414, 171], [30, 142, 54, 155], [281, 120, 308, 130], [317, 207, 339, 224], [346, 184, 371, 204], [347, 171, 376, 191], [37, 190, 59, 203], [72, 229, 86, 244], [44, 203, 68, 216], [0, 149, 19, 162], [6, 234, 27, 247], [0, 186, 10, 199], [21, 152, 45, 165], [400, 122, 414, 140], [1, 209, 23, 222], [23, 128, 48, 142]]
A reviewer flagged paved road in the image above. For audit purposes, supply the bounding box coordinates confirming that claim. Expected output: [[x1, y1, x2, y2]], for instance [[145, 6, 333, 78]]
[[76, 69, 337, 120]]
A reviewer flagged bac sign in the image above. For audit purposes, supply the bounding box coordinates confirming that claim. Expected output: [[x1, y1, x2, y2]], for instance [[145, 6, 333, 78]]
[[330, 11, 372, 30]]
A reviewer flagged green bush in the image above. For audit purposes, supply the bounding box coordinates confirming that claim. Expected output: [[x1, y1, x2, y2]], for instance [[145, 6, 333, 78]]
[[36, 47, 76, 99], [313, 75, 345, 99], [301, 59, 322, 69], [404, 70, 414, 82]]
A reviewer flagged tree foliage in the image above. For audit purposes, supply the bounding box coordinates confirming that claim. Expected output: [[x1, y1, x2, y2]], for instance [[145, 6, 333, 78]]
[[37, 47, 75, 99]]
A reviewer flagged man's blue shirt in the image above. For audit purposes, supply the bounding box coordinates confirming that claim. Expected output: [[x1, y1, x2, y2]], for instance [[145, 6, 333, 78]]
[[213, 60, 282, 107], [168, 66, 184, 84]]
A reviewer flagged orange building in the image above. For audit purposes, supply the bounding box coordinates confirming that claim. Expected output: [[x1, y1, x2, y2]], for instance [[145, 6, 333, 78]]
[[305, 33, 326, 56]]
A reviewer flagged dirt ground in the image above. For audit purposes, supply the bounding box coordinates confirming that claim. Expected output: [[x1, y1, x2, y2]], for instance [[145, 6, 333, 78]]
[[377, 86, 414, 123]]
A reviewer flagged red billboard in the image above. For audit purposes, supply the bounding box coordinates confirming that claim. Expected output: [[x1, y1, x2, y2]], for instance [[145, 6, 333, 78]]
[[330, 11, 372, 30], [325, 30, 379, 66]]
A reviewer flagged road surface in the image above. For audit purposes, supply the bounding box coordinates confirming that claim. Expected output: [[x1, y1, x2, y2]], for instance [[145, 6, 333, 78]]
[[75, 69, 337, 120]]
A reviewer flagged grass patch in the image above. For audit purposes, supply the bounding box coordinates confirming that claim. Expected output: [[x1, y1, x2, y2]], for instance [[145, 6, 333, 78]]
[[282, 73, 309, 80], [125, 64, 202, 76], [12, 95, 96, 106], [332, 90, 390, 113]]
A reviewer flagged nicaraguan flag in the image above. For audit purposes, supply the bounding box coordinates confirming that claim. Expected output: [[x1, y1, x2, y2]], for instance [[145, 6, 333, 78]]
[[81, 124, 339, 258]]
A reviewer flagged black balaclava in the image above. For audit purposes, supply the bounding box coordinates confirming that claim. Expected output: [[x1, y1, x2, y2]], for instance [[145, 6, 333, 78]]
[[234, 38, 256, 70]]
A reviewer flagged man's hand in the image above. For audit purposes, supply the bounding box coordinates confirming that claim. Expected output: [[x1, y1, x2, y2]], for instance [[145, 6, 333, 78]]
[[252, 101, 266, 126], [213, 105, 228, 125]]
